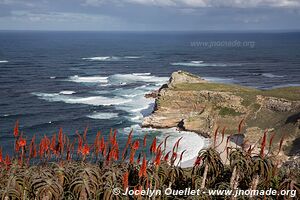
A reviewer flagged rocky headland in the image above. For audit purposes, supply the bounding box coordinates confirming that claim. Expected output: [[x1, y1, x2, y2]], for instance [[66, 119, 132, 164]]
[[143, 70, 300, 156]]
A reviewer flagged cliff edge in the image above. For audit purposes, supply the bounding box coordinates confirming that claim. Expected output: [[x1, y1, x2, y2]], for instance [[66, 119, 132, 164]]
[[143, 70, 300, 155]]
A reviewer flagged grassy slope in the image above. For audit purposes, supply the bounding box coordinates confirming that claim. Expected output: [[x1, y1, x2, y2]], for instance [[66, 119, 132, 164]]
[[162, 82, 300, 154]]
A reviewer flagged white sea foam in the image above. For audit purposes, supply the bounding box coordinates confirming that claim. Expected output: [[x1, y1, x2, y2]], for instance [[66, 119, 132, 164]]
[[50, 76, 56, 79], [59, 91, 76, 95], [82, 56, 140, 61], [87, 112, 119, 119], [171, 61, 241, 67], [109, 73, 168, 84], [121, 125, 210, 167], [157, 128, 210, 167], [261, 73, 285, 78], [32, 92, 131, 106], [69, 75, 108, 83], [0, 60, 8, 63]]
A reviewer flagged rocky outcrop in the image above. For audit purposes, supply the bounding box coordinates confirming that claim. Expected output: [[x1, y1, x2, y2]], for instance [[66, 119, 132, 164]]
[[142, 71, 300, 151]]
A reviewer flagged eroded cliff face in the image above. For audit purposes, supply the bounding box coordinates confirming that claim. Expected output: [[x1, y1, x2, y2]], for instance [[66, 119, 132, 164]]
[[143, 71, 300, 152]]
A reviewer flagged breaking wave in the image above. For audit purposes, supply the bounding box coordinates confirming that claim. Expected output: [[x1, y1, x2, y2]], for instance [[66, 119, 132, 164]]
[[87, 112, 119, 120], [32, 92, 131, 106], [82, 56, 141, 61], [0, 60, 8, 63], [171, 61, 241, 67]]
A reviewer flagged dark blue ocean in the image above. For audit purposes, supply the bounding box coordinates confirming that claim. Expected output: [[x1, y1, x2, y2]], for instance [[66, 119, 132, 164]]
[[0, 31, 299, 162]]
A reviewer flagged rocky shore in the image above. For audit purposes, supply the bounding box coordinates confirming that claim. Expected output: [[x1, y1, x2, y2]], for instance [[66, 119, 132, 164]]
[[143, 70, 300, 156]]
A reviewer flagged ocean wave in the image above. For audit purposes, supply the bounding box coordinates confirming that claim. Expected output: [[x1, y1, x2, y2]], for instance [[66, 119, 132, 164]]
[[261, 73, 285, 78], [121, 125, 210, 167], [69, 75, 108, 83], [171, 61, 241, 67], [82, 56, 141, 61], [157, 127, 210, 166], [68, 73, 168, 86], [59, 91, 76, 95], [32, 92, 131, 106], [0, 60, 8, 63], [87, 112, 119, 119], [109, 73, 168, 84], [203, 77, 234, 83]]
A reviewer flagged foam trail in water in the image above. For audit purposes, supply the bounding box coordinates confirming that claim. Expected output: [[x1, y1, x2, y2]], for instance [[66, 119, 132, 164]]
[[59, 91, 76, 95], [69, 75, 108, 83], [171, 61, 241, 67], [0, 60, 8, 63], [261, 73, 285, 78], [87, 112, 119, 119], [82, 56, 141, 61], [32, 92, 131, 106]]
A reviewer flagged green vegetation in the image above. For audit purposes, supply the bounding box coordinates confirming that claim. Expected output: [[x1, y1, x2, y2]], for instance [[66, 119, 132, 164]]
[[173, 83, 300, 102], [218, 107, 243, 116], [0, 122, 299, 199]]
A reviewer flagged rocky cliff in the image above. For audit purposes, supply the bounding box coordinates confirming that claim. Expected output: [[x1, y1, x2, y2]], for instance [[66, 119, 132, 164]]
[[143, 71, 300, 154]]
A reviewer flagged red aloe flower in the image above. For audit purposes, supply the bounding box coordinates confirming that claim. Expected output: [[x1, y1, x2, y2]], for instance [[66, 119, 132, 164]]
[[269, 132, 276, 150], [154, 148, 162, 167], [213, 126, 219, 148], [139, 154, 147, 177], [260, 130, 267, 157], [238, 119, 245, 134], [132, 140, 140, 150], [123, 171, 129, 190], [18, 137, 26, 147], [77, 132, 83, 154], [129, 149, 135, 164], [81, 144, 90, 156], [150, 137, 157, 153], [172, 137, 183, 153], [13, 120, 19, 137], [178, 150, 187, 164], [194, 156, 202, 166], [143, 134, 147, 147], [50, 134, 56, 153], [164, 151, 171, 162], [100, 136, 105, 153], [5, 154, 11, 168], [164, 135, 171, 151], [0, 148, 3, 162]]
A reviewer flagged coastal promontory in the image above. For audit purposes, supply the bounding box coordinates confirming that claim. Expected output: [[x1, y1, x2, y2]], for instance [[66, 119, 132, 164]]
[[143, 71, 300, 155]]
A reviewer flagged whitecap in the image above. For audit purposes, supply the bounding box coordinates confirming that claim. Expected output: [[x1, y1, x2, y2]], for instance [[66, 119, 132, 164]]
[[32, 92, 131, 106], [59, 91, 76, 95], [69, 75, 108, 83], [82, 56, 111, 61], [132, 73, 151, 76], [124, 56, 141, 59], [87, 112, 119, 120], [171, 61, 241, 67], [82, 56, 140, 61], [50, 76, 56, 79], [0, 60, 8, 63], [203, 77, 234, 83], [261, 73, 285, 78], [109, 73, 168, 84]]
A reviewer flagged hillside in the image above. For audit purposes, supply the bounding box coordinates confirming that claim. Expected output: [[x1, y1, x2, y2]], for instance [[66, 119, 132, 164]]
[[143, 71, 300, 156]]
